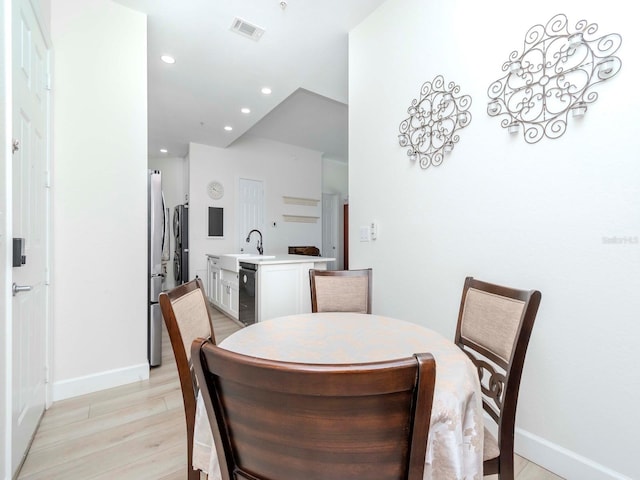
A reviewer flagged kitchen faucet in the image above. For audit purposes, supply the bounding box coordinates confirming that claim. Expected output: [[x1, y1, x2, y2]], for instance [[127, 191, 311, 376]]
[[246, 229, 264, 255]]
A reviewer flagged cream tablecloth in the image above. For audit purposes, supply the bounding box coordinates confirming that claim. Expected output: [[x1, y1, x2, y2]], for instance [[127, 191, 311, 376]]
[[193, 312, 483, 479]]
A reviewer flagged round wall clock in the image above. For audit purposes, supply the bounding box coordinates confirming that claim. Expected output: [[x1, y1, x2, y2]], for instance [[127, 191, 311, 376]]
[[207, 181, 224, 200]]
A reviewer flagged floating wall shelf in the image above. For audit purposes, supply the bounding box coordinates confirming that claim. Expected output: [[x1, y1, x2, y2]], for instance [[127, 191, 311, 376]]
[[282, 215, 320, 223], [282, 196, 320, 206]]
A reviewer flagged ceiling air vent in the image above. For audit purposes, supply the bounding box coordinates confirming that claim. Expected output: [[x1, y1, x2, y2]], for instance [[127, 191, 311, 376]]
[[230, 17, 265, 41]]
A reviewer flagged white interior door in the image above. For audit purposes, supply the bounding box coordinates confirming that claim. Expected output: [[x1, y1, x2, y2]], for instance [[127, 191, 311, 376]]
[[11, 0, 50, 473], [238, 178, 264, 253], [322, 193, 339, 270]]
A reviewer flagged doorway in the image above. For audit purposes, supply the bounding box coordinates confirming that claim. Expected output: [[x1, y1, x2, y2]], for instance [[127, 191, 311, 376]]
[[238, 178, 264, 253], [322, 193, 339, 270]]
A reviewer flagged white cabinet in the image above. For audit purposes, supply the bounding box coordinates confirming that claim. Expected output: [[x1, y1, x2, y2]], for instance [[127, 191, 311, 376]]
[[210, 254, 332, 323], [257, 260, 327, 322], [207, 256, 221, 305], [207, 255, 239, 320], [220, 270, 239, 319]]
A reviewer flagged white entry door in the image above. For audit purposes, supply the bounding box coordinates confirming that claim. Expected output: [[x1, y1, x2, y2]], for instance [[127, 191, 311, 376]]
[[238, 178, 264, 253], [11, 0, 50, 473], [322, 193, 339, 270]]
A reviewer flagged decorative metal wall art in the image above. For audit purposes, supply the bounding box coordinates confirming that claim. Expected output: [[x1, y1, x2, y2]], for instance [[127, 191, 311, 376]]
[[398, 75, 472, 169], [487, 13, 622, 144]]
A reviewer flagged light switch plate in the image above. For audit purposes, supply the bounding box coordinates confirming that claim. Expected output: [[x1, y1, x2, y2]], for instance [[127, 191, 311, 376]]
[[359, 226, 370, 242]]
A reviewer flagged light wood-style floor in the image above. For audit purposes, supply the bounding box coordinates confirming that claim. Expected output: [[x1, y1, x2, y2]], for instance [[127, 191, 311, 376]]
[[17, 308, 563, 480]]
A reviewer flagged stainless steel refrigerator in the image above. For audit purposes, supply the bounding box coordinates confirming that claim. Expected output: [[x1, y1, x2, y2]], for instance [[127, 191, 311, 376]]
[[148, 170, 167, 367], [173, 204, 189, 284]]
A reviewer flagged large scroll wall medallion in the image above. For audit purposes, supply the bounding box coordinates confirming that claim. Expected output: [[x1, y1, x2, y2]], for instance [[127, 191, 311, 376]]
[[487, 13, 622, 143], [398, 75, 472, 169]]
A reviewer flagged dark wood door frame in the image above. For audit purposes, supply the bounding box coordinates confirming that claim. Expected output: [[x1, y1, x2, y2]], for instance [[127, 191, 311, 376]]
[[343, 204, 349, 270]]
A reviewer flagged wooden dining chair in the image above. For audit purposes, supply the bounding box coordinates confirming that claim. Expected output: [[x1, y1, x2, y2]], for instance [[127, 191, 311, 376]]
[[454, 276, 541, 480], [192, 338, 436, 480], [159, 278, 216, 480], [309, 268, 372, 313]]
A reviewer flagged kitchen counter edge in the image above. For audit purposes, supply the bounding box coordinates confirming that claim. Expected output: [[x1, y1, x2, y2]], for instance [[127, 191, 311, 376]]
[[207, 253, 335, 265]]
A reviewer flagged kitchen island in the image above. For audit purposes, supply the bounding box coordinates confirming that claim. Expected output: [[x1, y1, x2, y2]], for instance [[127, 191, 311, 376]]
[[206, 253, 335, 324]]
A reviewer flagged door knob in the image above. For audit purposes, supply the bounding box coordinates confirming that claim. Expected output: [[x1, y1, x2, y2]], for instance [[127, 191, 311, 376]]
[[12, 283, 32, 296]]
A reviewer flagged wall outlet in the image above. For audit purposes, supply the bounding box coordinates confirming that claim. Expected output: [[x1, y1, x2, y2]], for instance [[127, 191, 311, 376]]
[[359, 226, 370, 242]]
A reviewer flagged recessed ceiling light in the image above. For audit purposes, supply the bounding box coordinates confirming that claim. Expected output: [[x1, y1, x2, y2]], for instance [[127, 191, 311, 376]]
[[160, 148, 168, 153], [241, 107, 251, 114], [161, 55, 175, 64], [261, 87, 272, 95], [224, 126, 233, 131]]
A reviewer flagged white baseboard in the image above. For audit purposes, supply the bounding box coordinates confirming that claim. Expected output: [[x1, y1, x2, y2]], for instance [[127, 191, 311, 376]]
[[515, 427, 632, 480], [51, 362, 150, 402]]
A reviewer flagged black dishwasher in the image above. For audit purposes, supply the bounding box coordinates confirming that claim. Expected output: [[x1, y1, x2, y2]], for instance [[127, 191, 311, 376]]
[[238, 262, 257, 326]]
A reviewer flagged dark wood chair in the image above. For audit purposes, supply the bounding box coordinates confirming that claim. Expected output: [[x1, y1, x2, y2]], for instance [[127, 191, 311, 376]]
[[192, 339, 436, 480], [309, 268, 372, 313], [159, 278, 216, 480], [454, 276, 541, 480]]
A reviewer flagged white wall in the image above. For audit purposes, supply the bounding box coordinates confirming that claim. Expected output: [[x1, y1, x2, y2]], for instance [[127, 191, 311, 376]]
[[149, 155, 187, 291], [187, 138, 323, 282], [322, 157, 348, 197], [50, 0, 149, 400], [350, 1, 639, 479]]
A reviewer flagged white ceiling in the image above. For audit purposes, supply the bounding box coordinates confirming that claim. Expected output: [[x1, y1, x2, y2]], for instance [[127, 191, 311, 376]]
[[112, 0, 387, 160]]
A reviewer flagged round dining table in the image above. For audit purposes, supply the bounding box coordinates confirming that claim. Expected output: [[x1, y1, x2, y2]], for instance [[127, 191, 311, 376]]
[[192, 312, 484, 480]]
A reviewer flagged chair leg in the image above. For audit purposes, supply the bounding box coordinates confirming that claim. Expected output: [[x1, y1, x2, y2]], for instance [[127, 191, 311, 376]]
[[497, 455, 515, 480], [188, 465, 200, 480], [187, 416, 200, 480], [483, 458, 498, 476]]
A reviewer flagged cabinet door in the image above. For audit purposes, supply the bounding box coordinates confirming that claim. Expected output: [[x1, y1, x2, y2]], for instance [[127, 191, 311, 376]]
[[258, 264, 306, 321], [215, 270, 239, 320], [207, 258, 221, 305], [221, 281, 232, 311], [212, 268, 221, 305], [220, 282, 239, 320], [207, 259, 214, 302]]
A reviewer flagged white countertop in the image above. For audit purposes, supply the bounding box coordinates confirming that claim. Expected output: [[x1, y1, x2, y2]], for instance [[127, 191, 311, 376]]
[[238, 254, 335, 265], [207, 253, 334, 272]]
